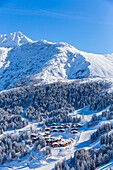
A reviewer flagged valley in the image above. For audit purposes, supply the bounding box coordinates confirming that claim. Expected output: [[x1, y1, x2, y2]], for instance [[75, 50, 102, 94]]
[[0, 32, 113, 170]]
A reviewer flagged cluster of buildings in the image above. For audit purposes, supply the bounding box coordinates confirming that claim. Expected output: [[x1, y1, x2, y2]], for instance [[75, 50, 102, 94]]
[[43, 122, 82, 147], [46, 136, 72, 147], [45, 122, 82, 134], [28, 122, 82, 148]]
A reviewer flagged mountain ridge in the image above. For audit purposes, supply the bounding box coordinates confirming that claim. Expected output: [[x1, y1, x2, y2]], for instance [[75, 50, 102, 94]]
[[0, 32, 113, 90], [0, 31, 33, 47]]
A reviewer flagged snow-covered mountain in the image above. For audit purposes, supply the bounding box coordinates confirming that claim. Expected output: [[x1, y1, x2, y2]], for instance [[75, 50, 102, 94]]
[[1, 32, 113, 170], [0, 31, 33, 47], [0, 31, 113, 90]]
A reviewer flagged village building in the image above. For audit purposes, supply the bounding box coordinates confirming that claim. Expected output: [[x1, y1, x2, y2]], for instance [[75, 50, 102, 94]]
[[31, 133, 38, 139], [52, 123, 56, 126], [71, 130, 78, 134], [59, 129, 65, 132], [46, 138, 52, 146], [45, 128, 50, 131], [51, 129, 58, 132], [52, 142, 59, 147], [51, 125, 57, 129], [59, 141, 67, 147], [71, 127, 78, 131], [58, 126, 64, 129]]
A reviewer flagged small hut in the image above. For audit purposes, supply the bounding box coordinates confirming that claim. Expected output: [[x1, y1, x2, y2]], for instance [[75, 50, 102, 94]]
[[45, 128, 50, 132], [71, 127, 78, 131], [58, 126, 63, 129], [51, 129, 58, 132], [71, 130, 78, 134], [52, 123, 56, 126], [43, 133, 50, 137], [46, 138, 52, 146], [59, 129, 65, 132], [31, 133, 38, 139], [59, 141, 67, 147], [52, 142, 59, 147], [51, 126, 57, 129]]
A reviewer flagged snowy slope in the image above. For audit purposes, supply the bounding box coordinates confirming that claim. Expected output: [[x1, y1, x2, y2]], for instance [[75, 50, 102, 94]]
[[0, 47, 10, 69], [0, 32, 113, 90]]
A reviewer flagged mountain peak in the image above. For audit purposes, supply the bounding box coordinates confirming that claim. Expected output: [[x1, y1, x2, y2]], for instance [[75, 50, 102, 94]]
[[0, 31, 33, 48]]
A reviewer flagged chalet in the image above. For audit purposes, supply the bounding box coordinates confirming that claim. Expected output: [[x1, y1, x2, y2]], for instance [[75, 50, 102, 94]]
[[45, 137, 56, 146], [59, 129, 65, 132], [51, 137, 56, 142], [58, 126, 63, 129], [52, 123, 56, 126], [43, 133, 50, 137], [51, 126, 57, 129], [31, 133, 38, 138], [66, 123, 70, 126], [45, 137, 49, 141], [71, 130, 78, 134], [71, 127, 78, 131], [45, 128, 50, 131], [46, 136, 62, 145], [59, 141, 67, 147], [52, 142, 59, 147], [51, 129, 58, 132], [46, 138, 52, 146], [32, 137, 39, 143], [52, 136, 62, 142], [45, 132, 50, 137]]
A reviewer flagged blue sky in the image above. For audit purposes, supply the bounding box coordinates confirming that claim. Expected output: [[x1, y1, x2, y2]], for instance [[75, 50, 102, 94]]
[[0, 0, 113, 54]]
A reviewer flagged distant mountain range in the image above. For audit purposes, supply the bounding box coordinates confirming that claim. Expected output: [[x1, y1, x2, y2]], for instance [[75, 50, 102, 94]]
[[0, 31, 113, 90]]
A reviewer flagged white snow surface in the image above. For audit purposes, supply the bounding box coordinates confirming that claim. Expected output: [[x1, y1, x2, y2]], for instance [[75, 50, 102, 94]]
[[0, 47, 10, 69], [0, 31, 113, 90], [0, 31, 33, 47]]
